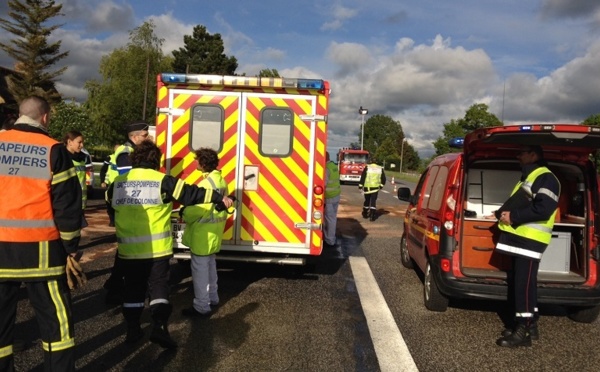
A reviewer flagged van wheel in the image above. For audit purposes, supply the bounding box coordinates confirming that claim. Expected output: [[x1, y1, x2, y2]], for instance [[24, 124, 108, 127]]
[[424, 262, 449, 312], [400, 236, 413, 269], [567, 305, 600, 323]]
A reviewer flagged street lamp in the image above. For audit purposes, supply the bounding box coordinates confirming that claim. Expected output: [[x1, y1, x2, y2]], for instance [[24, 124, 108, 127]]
[[358, 106, 368, 150]]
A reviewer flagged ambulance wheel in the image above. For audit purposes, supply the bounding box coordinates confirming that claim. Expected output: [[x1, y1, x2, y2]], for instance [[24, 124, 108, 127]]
[[567, 305, 600, 323], [423, 262, 448, 312], [400, 235, 413, 269]]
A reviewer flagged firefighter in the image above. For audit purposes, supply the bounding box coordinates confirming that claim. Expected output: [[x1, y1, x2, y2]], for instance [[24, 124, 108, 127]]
[[323, 151, 341, 247], [103, 122, 151, 304], [0, 96, 82, 371], [63, 130, 90, 228], [358, 158, 386, 221], [494, 145, 560, 348], [181, 148, 229, 317], [106, 140, 233, 348]]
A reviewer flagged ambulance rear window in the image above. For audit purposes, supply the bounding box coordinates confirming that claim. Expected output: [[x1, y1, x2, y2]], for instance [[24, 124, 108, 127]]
[[259, 108, 293, 157], [190, 105, 224, 152]]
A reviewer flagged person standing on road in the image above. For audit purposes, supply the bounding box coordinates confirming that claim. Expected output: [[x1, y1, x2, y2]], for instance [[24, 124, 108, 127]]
[[493, 145, 560, 348], [100, 143, 120, 227], [106, 140, 233, 349], [104, 122, 151, 304], [181, 148, 229, 317], [358, 159, 386, 221], [0, 96, 82, 371], [323, 151, 341, 247], [64, 130, 90, 228]]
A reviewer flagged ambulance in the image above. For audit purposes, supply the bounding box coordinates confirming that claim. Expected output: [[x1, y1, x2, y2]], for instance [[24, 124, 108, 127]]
[[155, 73, 330, 265]]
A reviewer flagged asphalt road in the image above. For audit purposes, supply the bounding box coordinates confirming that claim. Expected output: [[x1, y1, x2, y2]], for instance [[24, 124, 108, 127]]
[[11, 182, 600, 371]]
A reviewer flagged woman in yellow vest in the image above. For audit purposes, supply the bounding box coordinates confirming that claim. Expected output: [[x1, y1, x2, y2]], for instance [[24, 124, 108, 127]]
[[181, 148, 229, 317], [106, 140, 233, 349], [63, 130, 88, 227]]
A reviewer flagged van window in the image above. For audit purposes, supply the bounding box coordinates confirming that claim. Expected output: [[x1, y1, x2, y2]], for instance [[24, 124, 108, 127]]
[[421, 165, 449, 211], [421, 166, 439, 209], [427, 166, 449, 211], [259, 108, 293, 157], [190, 105, 224, 152]]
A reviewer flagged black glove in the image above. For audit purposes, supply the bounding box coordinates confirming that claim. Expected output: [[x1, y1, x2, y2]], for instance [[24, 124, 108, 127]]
[[215, 195, 237, 212], [179, 207, 186, 218]]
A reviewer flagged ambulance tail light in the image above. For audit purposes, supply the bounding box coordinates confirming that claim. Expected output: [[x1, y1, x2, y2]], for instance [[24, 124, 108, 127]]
[[314, 185, 324, 195]]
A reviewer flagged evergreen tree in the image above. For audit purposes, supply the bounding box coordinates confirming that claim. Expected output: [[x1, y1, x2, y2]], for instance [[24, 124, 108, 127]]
[[171, 25, 238, 74], [0, 0, 68, 104]]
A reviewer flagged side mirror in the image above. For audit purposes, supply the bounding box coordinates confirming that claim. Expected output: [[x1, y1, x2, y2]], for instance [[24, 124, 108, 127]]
[[397, 186, 412, 202]]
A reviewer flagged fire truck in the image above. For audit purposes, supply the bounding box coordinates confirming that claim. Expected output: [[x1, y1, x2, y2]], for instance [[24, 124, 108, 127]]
[[337, 148, 369, 184], [155, 73, 330, 265]]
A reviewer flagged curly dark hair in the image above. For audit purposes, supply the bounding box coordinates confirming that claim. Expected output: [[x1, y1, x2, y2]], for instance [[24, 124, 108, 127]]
[[131, 139, 162, 169], [194, 148, 219, 172]]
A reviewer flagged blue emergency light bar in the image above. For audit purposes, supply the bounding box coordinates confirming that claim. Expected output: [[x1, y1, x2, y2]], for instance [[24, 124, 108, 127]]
[[160, 73, 324, 90], [448, 137, 464, 148]]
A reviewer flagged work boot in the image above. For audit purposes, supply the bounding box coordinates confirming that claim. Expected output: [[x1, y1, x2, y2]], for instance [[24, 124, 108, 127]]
[[149, 303, 177, 349], [150, 322, 178, 349], [369, 209, 377, 221], [125, 323, 144, 344], [362, 209, 369, 219], [501, 323, 539, 340], [496, 324, 532, 348]]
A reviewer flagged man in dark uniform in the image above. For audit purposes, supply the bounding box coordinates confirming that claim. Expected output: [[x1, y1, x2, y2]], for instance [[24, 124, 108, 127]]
[[103, 121, 151, 304], [494, 145, 560, 348], [0, 96, 82, 371]]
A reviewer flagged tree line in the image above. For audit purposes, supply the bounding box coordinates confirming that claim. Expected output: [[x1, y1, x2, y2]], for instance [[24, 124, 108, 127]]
[[1, 0, 599, 165]]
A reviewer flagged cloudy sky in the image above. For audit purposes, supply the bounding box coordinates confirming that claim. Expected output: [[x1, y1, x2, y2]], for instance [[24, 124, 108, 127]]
[[1, 0, 600, 157]]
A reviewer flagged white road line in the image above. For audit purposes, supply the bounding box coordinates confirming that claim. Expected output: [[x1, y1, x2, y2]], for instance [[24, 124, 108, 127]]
[[349, 256, 419, 372]]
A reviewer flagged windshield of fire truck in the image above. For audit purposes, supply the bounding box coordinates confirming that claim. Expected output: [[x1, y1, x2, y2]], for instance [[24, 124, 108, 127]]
[[342, 154, 368, 163]]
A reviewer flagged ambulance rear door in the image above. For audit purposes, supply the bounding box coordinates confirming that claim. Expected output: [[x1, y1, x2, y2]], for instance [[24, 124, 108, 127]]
[[164, 88, 322, 256]]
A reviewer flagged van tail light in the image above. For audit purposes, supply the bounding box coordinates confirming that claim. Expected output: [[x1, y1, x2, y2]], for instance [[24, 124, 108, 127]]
[[441, 258, 451, 272], [445, 191, 458, 236]]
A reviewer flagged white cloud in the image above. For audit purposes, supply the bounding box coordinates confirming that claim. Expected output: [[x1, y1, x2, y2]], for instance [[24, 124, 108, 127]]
[[321, 3, 358, 31]]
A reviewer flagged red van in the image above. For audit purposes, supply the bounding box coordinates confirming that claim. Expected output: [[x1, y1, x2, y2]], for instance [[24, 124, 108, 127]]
[[397, 124, 600, 322]]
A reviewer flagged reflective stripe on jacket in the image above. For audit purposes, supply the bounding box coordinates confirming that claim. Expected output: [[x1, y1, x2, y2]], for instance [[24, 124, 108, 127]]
[[112, 168, 173, 260], [0, 130, 60, 242], [325, 161, 341, 199], [72, 158, 88, 209], [114, 143, 133, 174], [363, 164, 383, 194], [182, 170, 228, 256], [106, 153, 119, 184], [497, 167, 558, 246]]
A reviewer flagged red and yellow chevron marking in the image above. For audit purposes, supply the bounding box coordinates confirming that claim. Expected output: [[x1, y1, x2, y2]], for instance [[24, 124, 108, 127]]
[[156, 77, 329, 255]]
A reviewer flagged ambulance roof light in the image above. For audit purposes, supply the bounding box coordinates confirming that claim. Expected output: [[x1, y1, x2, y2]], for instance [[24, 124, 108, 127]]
[[296, 79, 324, 90], [161, 73, 186, 83]]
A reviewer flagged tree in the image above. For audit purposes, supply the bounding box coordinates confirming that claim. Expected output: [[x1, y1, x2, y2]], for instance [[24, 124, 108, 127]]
[[48, 101, 98, 148], [171, 25, 238, 75], [0, 0, 68, 104], [433, 103, 502, 156], [84, 20, 172, 146], [359, 114, 420, 170], [258, 68, 280, 77], [582, 114, 600, 126]]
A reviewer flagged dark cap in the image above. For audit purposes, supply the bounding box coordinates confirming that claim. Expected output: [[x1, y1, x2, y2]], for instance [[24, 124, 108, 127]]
[[520, 145, 543, 158], [125, 121, 149, 133]]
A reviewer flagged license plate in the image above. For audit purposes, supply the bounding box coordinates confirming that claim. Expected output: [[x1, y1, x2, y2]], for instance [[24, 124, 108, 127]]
[[171, 222, 186, 243]]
